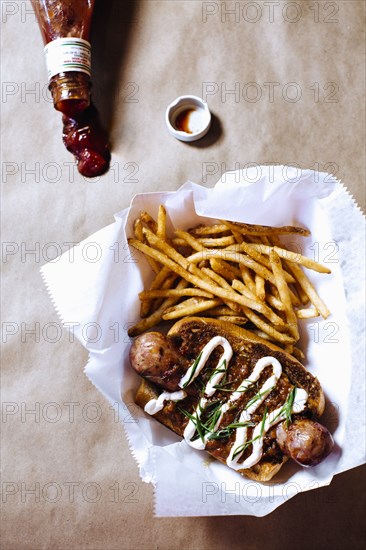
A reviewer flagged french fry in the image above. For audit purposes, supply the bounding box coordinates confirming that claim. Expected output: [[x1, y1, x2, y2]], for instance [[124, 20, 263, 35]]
[[269, 235, 310, 306], [265, 291, 285, 312], [157, 204, 167, 241], [134, 218, 161, 317], [147, 266, 173, 292], [133, 219, 160, 275], [143, 226, 190, 270], [190, 223, 229, 236], [285, 263, 311, 306], [151, 273, 180, 308], [128, 279, 189, 336], [221, 220, 244, 243], [292, 282, 310, 306], [246, 235, 264, 244], [128, 238, 194, 282], [139, 288, 215, 300], [144, 227, 236, 294], [246, 244, 331, 274], [181, 247, 267, 279], [227, 280, 286, 327], [128, 305, 167, 337], [199, 235, 236, 248], [204, 306, 241, 316], [202, 267, 286, 326], [139, 211, 158, 233], [128, 238, 285, 326], [296, 308, 320, 319], [240, 264, 257, 295], [146, 228, 253, 314], [227, 242, 295, 284], [164, 296, 215, 311], [163, 298, 222, 320], [260, 235, 271, 245], [128, 206, 330, 351], [175, 229, 205, 252], [139, 265, 174, 318], [255, 274, 266, 301], [171, 237, 189, 247], [220, 220, 311, 237], [267, 279, 300, 309], [209, 258, 242, 282], [189, 248, 288, 289], [230, 277, 261, 303], [287, 263, 330, 319], [201, 267, 242, 313], [269, 249, 299, 341], [232, 283, 295, 344], [133, 218, 145, 242], [251, 329, 277, 343], [214, 315, 248, 325], [232, 280, 284, 324]]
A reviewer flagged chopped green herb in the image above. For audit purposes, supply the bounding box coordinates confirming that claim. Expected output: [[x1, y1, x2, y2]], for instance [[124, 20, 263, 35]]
[[260, 406, 268, 436], [232, 434, 261, 460], [182, 352, 203, 388], [283, 387, 296, 427], [178, 399, 223, 443], [207, 420, 255, 441], [209, 359, 227, 382], [232, 408, 268, 460], [245, 389, 268, 410], [214, 379, 255, 393], [213, 380, 234, 391], [271, 386, 296, 427], [203, 401, 223, 433], [178, 406, 205, 442]]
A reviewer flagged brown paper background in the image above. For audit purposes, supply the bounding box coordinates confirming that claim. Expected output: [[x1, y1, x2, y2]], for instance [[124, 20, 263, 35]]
[[1, 1, 365, 548]]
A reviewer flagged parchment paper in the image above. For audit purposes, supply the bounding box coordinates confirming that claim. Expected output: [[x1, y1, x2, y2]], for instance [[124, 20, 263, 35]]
[[41, 168, 365, 516]]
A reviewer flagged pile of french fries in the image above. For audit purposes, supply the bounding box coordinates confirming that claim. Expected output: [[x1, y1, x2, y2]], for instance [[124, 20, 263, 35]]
[[127, 205, 331, 359]]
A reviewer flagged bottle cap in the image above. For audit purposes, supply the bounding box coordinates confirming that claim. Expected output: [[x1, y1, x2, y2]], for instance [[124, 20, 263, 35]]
[[165, 95, 211, 142]]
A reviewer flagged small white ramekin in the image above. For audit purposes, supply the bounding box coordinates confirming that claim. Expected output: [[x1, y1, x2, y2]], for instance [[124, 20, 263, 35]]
[[165, 95, 211, 142]]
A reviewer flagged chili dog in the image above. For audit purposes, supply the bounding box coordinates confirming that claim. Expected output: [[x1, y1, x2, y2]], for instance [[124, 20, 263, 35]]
[[130, 317, 333, 481]]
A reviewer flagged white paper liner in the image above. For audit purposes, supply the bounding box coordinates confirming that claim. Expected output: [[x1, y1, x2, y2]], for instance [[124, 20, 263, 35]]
[[41, 167, 365, 517]]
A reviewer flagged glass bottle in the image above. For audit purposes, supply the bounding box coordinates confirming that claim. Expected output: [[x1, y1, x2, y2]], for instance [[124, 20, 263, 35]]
[[32, 0, 110, 177], [32, 0, 94, 115]]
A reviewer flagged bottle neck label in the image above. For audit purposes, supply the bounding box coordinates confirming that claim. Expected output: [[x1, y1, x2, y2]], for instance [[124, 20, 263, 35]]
[[44, 38, 91, 80]]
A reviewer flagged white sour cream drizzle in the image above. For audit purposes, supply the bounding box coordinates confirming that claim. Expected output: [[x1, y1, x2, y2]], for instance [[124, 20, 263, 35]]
[[144, 390, 187, 415], [143, 337, 308, 469]]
